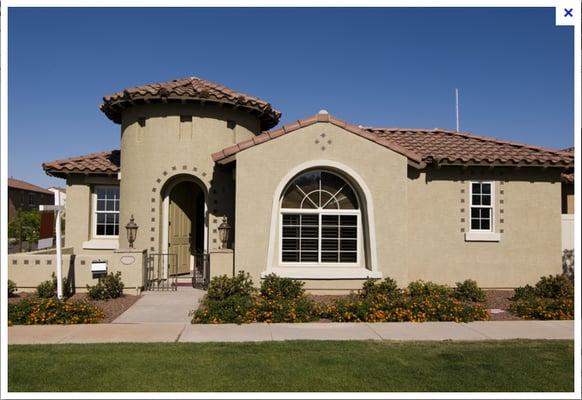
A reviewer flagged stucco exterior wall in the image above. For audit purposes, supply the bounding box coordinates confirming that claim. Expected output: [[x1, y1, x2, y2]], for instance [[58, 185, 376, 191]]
[[235, 122, 409, 289], [234, 121, 564, 291], [405, 167, 562, 288], [119, 103, 252, 255], [8, 249, 146, 294]]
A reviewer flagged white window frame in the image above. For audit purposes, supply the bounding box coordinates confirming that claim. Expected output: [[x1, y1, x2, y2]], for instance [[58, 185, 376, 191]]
[[469, 181, 495, 233], [92, 185, 120, 239], [466, 180, 501, 242], [279, 209, 362, 267], [278, 170, 363, 268]]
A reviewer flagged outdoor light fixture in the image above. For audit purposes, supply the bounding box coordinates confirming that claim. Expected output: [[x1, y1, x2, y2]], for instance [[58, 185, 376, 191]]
[[125, 215, 139, 248], [218, 216, 231, 249]]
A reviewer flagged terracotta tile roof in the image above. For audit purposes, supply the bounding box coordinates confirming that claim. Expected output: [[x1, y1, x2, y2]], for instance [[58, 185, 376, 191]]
[[8, 178, 52, 194], [212, 112, 573, 169], [101, 77, 281, 130], [366, 127, 573, 167], [43, 150, 120, 178], [212, 112, 424, 164], [561, 173, 574, 184]]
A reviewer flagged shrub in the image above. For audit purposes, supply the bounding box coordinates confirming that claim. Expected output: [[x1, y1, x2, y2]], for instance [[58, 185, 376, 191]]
[[87, 272, 124, 300], [206, 272, 256, 301], [36, 273, 72, 299], [8, 298, 104, 325], [360, 277, 400, 299], [407, 280, 451, 298], [260, 274, 305, 300], [192, 294, 255, 324], [8, 280, 17, 297], [510, 275, 574, 320], [453, 279, 486, 302]]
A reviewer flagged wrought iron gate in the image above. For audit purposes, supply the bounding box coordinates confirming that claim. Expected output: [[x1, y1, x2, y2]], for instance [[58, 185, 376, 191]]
[[192, 251, 210, 289], [146, 253, 178, 291]]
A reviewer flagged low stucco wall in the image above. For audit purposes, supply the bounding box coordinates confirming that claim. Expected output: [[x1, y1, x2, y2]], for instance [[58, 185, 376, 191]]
[[8, 249, 146, 294]]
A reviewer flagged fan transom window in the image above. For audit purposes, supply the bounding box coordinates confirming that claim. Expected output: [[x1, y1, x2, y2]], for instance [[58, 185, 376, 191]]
[[280, 171, 360, 265]]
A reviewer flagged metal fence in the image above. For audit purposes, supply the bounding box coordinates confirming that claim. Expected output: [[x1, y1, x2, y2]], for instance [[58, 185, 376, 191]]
[[192, 251, 210, 289], [145, 253, 178, 291]]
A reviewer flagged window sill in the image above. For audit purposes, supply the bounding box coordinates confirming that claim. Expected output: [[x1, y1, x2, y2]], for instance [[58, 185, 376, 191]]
[[262, 267, 382, 280], [82, 238, 119, 250], [464, 231, 501, 242]]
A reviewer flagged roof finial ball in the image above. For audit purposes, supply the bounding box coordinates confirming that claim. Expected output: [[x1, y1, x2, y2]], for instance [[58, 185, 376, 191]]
[[318, 109, 329, 115]]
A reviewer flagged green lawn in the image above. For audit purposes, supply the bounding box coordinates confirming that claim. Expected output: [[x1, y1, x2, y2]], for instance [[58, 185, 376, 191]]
[[8, 340, 573, 392]]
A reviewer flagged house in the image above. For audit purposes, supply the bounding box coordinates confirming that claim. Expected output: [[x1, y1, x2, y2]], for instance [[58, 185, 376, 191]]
[[7, 178, 54, 223], [8, 77, 574, 293]]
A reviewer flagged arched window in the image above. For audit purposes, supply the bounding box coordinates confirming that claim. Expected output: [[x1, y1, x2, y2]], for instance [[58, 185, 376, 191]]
[[280, 170, 361, 265]]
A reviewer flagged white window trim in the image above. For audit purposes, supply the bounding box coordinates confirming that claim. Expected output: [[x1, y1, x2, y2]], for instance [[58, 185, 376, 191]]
[[264, 160, 380, 279], [91, 185, 120, 239], [466, 181, 500, 242], [279, 208, 362, 268]]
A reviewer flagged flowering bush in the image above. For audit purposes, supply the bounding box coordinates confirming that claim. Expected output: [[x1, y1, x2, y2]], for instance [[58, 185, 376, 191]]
[[192, 273, 317, 324], [8, 298, 104, 325], [321, 278, 489, 323], [87, 272, 124, 300], [510, 275, 574, 320], [453, 279, 486, 302]]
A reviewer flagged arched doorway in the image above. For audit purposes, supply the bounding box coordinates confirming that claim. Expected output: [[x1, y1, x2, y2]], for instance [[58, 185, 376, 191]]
[[161, 176, 207, 279]]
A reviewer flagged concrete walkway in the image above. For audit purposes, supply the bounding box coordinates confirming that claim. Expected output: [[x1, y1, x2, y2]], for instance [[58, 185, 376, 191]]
[[112, 287, 205, 324], [8, 320, 574, 345]]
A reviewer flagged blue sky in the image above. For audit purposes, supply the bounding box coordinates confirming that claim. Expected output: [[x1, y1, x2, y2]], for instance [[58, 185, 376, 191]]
[[8, 7, 574, 188]]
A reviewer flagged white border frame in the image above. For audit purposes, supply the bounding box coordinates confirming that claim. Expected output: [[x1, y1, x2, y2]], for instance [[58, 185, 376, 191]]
[[469, 180, 495, 232], [91, 185, 120, 239]]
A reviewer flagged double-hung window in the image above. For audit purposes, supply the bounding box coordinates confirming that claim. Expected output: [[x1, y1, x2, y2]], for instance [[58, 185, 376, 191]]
[[470, 181, 493, 231], [93, 186, 120, 237], [280, 171, 360, 265]]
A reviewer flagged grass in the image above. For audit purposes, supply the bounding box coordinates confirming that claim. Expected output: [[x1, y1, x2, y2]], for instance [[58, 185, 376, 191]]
[[8, 340, 573, 392]]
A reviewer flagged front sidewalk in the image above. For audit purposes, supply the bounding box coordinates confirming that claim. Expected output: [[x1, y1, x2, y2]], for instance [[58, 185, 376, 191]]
[[8, 320, 574, 344]]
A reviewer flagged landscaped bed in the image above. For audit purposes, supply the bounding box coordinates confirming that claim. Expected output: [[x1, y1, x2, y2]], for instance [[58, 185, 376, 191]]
[[8, 340, 574, 392], [192, 273, 574, 324], [8, 272, 140, 325]]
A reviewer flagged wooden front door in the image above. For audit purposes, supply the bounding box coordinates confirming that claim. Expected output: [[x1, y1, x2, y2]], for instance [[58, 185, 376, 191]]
[[168, 182, 196, 275]]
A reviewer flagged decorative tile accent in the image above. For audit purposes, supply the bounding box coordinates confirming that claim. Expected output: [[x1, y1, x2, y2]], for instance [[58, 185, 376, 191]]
[[150, 247, 155, 251], [500, 209, 504, 214], [150, 237, 155, 242], [150, 227, 155, 232], [152, 188, 156, 193], [47, 260, 52, 265], [24, 260, 29, 265], [460, 188, 465, 193], [460, 198, 465, 203], [172, 166, 177, 171], [157, 178, 161, 183], [81, 260, 86, 265], [35, 260, 40, 265], [500, 229, 504, 233], [213, 239, 217, 243], [151, 198, 155, 203], [151, 208, 155, 212], [182, 165, 187, 170], [12, 259, 17, 265], [461, 218, 465, 223], [500, 189, 504, 195], [321, 146, 326, 151], [163, 171, 168, 176], [327, 140, 332, 145], [202, 172, 207, 177], [213, 229, 217, 233], [500, 181, 504, 185], [151, 217, 155, 222], [500, 219, 504, 223], [460, 208, 465, 213], [192, 167, 197, 171], [315, 139, 320, 144], [213, 219, 218, 223], [320, 133, 326, 138], [460, 228, 465, 233]]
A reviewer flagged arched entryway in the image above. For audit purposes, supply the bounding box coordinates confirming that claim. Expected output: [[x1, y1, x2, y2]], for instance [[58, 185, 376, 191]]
[[160, 175, 208, 279]]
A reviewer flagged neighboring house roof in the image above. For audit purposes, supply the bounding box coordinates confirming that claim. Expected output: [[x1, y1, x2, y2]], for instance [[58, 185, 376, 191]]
[[100, 77, 281, 130], [43, 150, 120, 178], [212, 112, 574, 168], [558, 147, 574, 184], [8, 178, 52, 195]]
